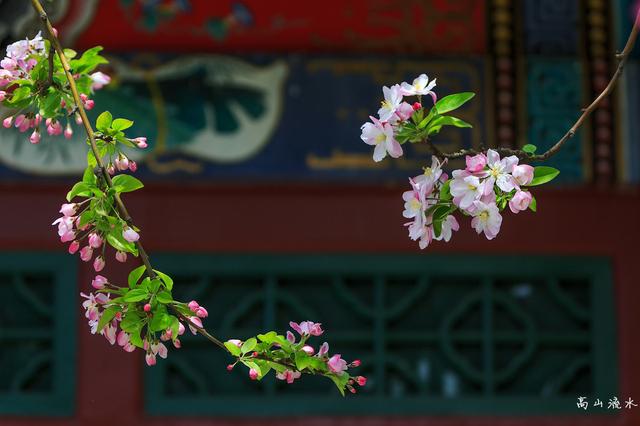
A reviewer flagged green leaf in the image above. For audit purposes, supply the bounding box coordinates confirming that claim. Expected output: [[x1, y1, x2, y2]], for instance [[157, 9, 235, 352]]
[[96, 111, 113, 132], [123, 288, 149, 302], [224, 341, 242, 356], [156, 290, 173, 304], [241, 338, 257, 354], [112, 118, 134, 131], [439, 116, 473, 128], [120, 312, 142, 333], [169, 316, 180, 341], [529, 195, 537, 212], [434, 92, 475, 114], [327, 373, 349, 396], [257, 331, 278, 344], [82, 167, 97, 185], [106, 231, 137, 255], [522, 144, 537, 154], [96, 306, 119, 332], [149, 310, 171, 332], [154, 270, 174, 291], [78, 210, 94, 227], [112, 174, 144, 193], [66, 182, 92, 201], [129, 326, 144, 348], [128, 265, 147, 289], [527, 166, 560, 186], [39, 90, 62, 117], [439, 180, 452, 201]]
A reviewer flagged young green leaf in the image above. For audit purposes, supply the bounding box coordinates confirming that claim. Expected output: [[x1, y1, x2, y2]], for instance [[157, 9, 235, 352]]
[[522, 144, 537, 154], [128, 265, 147, 288], [112, 174, 144, 193], [434, 92, 475, 114], [96, 306, 119, 332], [156, 290, 173, 304], [111, 118, 134, 131], [123, 288, 149, 302], [224, 341, 242, 356], [241, 338, 257, 354], [96, 111, 113, 132], [153, 270, 174, 291], [66, 182, 93, 201], [527, 166, 560, 186], [529, 195, 537, 212]]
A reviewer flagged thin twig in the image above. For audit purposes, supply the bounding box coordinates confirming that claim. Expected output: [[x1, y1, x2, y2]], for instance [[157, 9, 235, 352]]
[[427, 9, 639, 162], [29, 0, 231, 356]]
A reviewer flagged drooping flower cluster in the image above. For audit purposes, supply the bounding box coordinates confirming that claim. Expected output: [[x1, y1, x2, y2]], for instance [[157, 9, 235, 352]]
[[80, 265, 211, 366], [361, 74, 437, 162], [0, 32, 111, 144], [225, 321, 366, 395], [362, 74, 560, 249]]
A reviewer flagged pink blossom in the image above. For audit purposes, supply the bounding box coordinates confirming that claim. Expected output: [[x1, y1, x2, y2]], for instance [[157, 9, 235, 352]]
[[68, 241, 80, 254], [327, 354, 348, 374], [356, 376, 367, 386], [117, 331, 136, 352], [302, 345, 315, 355], [434, 215, 460, 243], [360, 116, 403, 162], [93, 256, 105, 272], [90, 71, 111, 90], [92, 275, 107, 289], [465, 153, 487, 173], [289, 321, 324, 336], [351, 359, 361, 367], [129, 161, 137, 172], [178, 322, 186, 336], [103, 324, 117, 345], [399, 74, 437, 103], [151, 342, 168, 359], [60, 230, 76, 243], [52, 216, 75, 236], [122, 227, 139, 242], [512, 164, 534, 186], [450, 172, 484, 211], [173, 339, 181, 348], [29, 130, 40, 144], [188, 316, 202, 334], [249, 368, 259, 380], [196, 307, 208, 318], [145, 353, 156, 366], [79, 246, 93, 262], [377, 84, 403, 121], [485, 149, 519, 192], [115, 251, 127, 262], [46, 119, 62, 136], [59, 203, 77, 216], [88, 232, 103, 249], [393, 101, 414, 121], [64, 124, 73, 139], [227, 339, 242, 347], [418, 225, 433, 250], [286, 331, 296, 343], [2, 116, 13, 128], [188, 300, 200, 312], [412, 102, 422, 110], [276, 370, 301, 384], [318, 342, 329, 357], [134, 137, 148, 148], [509, 190, 532, 213]]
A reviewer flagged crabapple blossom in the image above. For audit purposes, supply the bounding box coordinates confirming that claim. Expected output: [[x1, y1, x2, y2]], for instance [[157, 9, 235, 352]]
[[434, 215, 460, 242], [91, 275, 107, 289], [400, 73, 437, 103], [68, 241, 80, 254], [60, 203, 77, 216], [509, 190, 532, 213], [485, 149, 519, 192], [327, 354, 348, 374], [465, 153, 487, 173], [88, 232, 103, 248], [377, 84, 403, 121], [289, 321, 324, 336], [249, 368, 259, 380], [276, 370, 301, 384], [93, 256, 105, 272], [80, 246, 93, 262], [512, 164, 535, 186], [471, 201, 502, 240], [450, 172, 485, 210], [123, 227, 139, 242], [302, 345, 315, 355], [90, 71, 111, 90], [360, 116, 402, 162], [318, 342, 329, 357], [115, 251, 127, 262]]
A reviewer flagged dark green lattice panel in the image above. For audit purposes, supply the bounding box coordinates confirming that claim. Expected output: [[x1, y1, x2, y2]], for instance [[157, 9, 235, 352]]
[[145, 255, 616, 416], [0, 253, 76, 415]]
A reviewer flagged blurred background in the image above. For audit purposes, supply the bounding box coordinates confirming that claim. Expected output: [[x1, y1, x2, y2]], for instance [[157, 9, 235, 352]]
[[0, 0, 639, 425]]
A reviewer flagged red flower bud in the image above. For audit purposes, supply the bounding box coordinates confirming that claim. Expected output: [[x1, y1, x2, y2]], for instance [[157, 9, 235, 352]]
[[412, 102, 422, 111], [143, 303, 151, 312]]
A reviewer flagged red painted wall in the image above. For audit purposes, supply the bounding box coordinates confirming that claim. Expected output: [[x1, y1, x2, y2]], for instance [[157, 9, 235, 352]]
[[0, 183, 639, 425]]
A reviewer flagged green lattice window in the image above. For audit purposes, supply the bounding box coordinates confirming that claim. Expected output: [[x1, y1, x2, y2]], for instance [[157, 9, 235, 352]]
[[145, 255, 617, 416], [0, 254, 76, 415]]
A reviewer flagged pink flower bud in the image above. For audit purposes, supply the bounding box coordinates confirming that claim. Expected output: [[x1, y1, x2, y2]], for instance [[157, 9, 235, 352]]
[[509, 190, 532, 214], [512, 164, 535, 186], [14, 114, 25, 128], [187, 300, 199, 312], [327, 354, 348, 374], [80, 246, 93, 262], [116, 155, 129, 171], [196, 306, 208, 318], [75, 114, 82, 125], [88, 232, 103, 249], [64, 124, 73, 139], [122, 227, 139, 242], [0, 91, 6, 101], [2, 116, 13, 128], [465, 153, 487, 173], [115, 251, 127, 262], [356, 376, 367, 386], [227, 339, 242, 347], [178, 322, 185, 335], [173, 339, 181, 348], [412, 102, 422, 110], [302, 345, 315, 355], [68, 240, 80, 254], [92, 275, 107, 289], [145, 353, 156, 366], [249, 368, 259, 380], [60, 230, 75, 243], [134, 137, 148, 148], [60, 203, 77, 216], [351, 359, 361, 367], [107, 165, 115, 175], [144, 303, 151, 312], [129, 161, 137, 172], [29, 130, 41, 144], [93, 256, 105, 272], [84, 99, 95, 110], [227, 364, 234, 371]]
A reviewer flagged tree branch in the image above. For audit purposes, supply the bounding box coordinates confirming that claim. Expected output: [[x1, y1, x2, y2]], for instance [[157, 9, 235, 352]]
[[427, 9, 639, 162], [29, 0, 231, 356]]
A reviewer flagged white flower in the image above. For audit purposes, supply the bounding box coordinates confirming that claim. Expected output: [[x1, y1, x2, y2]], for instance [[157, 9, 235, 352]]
[[450, 171, 484, 211], [400, 74, 437, 103], [360, 116, 403, 162], [377, 84, 403, 122], [434, 215, 460, 242], [470, 201, 502, 240], [484, 149, 519, 192]]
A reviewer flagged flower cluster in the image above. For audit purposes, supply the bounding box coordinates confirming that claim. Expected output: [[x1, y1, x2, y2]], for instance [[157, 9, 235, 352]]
[[363, 74, 560, 249], [0, 32, 110, 144], [225, 321, 366, 395], [80, 265, 211, 366]]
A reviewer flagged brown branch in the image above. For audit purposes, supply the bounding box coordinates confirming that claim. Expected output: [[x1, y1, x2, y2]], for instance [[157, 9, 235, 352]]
[[29, 0, 232, 355], [427, 9, 639, 162]]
